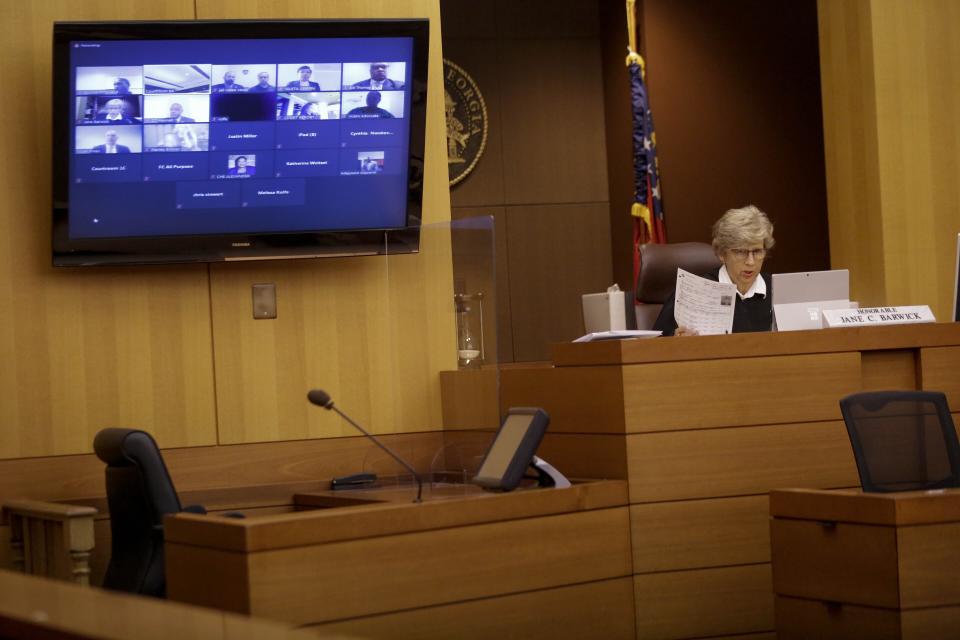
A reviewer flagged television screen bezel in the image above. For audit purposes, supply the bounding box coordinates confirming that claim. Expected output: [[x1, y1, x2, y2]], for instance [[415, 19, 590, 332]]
[[52, 18, 429, 267]]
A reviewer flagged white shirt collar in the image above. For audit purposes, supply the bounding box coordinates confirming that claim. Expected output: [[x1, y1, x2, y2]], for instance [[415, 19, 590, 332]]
[[719, 265, 766, 299]]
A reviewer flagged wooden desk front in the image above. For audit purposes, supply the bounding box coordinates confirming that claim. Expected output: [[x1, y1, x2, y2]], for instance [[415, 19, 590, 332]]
[[771, 488, 960, 639], [475, 323, 960, 639], [165, 480, 635, 640]]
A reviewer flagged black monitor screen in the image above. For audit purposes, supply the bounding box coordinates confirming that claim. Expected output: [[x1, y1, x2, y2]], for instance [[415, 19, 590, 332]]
[[53, 20, 428, 265]]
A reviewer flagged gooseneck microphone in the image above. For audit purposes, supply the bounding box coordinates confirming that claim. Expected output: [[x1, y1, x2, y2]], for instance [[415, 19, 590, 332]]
[[307, 389, 423, 503]]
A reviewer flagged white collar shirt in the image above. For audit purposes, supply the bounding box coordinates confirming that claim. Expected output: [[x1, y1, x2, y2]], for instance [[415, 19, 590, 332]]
[[719, 264, 766, 300]]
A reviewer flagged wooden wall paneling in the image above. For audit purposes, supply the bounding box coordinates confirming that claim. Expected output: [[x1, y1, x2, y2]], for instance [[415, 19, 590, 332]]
[[0, 0, 216, 460], [185, 507, 632, 624], [197, 0, 454, 444], [0, 570, 330, 640], [622, 352, 861, 432], [0, 433, 445, 502], [627, 421, 860, 502], [497, 40, 608, 205], [438, 0, 497, 39], [816, 0, 886, 306], [869, 0, 960, 319], [439, 368, 500, 430], [631, 495, 771, 573], [451, 207, 513, 364], [818, 0, 960, 318], [492, 0, 600, 39], [919, 346, 960, 407], [777, 595, 960, 640], [443, 39, 506, 208], [309, 577, 636, 640], [641, 1, 829, 275], [536, 433, 628, 480], [633, 564, 775, 639], [505, 204, 614, 361], [770, 517, 900, 608], [861, 349, 918, 391], [897, 523, 960, 608], [499, 364, 626, 433]]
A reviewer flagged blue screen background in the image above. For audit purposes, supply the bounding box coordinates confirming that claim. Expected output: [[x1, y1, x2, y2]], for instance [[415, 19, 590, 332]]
[[68, 37, 414, 239]]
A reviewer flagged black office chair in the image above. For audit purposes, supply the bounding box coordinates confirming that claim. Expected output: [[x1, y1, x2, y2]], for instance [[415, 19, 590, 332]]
[[634, 242, 721, 329], [93, 428, 204, 598], [839, 390, 960, 493]]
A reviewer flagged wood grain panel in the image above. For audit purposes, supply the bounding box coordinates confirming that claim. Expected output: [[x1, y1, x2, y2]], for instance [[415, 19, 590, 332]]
[[861, 349, 918, 391], [776, 595, 960, 640], [633, 564, 774, 639], [505, 204, 614, 362], [770, 518, 900, 608], [444, 40, 505, 208], [816, 0, 886, 307], [167, 506, 631, 623], [0, 432, 444, 502], [627, 421, 860, 502], [536, 433, 628, 480], [0, 570, 336, 640], [498, 41, 608, 204], [440, 368, 500, 429], [310, 577, 636, 640], [195, 0, 454, 444], [623, 352, 861, 432], [0, 0, 216, 460], [631, 495, 771, 573], [919, 346, 960, 408], [868, 0, 960, 320], [499, 364, 626, 433], [898, 523, 960, 608], [166, 481, 628, 552], [552, 322, 960, 367], [770, 488, 960, 527], [819, 1, 960, 319]]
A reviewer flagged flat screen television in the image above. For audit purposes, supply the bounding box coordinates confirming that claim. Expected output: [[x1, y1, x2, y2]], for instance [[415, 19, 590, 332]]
[[52, 19, 429, 266]]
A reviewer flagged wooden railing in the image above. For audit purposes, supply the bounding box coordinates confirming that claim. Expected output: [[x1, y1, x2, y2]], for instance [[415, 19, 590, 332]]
[[2, 500, 96, 585]]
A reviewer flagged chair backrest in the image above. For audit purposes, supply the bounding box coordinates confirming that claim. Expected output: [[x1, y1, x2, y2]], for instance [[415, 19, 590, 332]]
[[839, 390, 960, 493], [93, 428, 183, 597], [635, 242, 721, 329]]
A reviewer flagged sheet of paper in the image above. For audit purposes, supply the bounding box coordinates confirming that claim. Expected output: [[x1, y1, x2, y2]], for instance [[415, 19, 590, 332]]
[[673, 268, 736, 335], [573, 330, 662, 343]]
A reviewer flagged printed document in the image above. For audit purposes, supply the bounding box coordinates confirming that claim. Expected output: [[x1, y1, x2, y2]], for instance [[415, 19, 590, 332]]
[[674, 269, 736, 335]]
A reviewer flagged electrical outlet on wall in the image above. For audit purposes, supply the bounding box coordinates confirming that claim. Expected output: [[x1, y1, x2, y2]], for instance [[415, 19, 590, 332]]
[[252, 283, 277, 319]]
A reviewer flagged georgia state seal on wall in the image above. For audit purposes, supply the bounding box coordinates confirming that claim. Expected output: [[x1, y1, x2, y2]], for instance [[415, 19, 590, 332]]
[[443, 59, 488, 187]]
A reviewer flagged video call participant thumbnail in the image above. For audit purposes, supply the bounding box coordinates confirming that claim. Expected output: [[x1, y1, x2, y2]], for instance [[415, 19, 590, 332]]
[[143, 64, 212, 94], [227, 155, 255, 176], [284, 65, 320, 91], [101, 98, 140, 123], [212, 71, 247, 93], [75, 124, 142, 154], [248, 71, 275, 93], [345, 91, 394, 119], [347, 62, 405, 90], [143, 123, 208, 152], [210, 93, 276, 122], [75, 66, 144, 95], [93, 129, 131, 153]]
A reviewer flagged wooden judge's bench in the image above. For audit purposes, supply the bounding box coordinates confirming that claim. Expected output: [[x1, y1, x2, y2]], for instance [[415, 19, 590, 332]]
[[443, 323, 960, 639]]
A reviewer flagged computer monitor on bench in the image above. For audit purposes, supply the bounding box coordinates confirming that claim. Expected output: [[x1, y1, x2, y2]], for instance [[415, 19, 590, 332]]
[[773, 269, 852, 331]]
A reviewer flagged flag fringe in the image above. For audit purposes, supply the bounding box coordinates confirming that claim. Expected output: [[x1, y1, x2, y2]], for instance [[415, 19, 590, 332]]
[[631, 202, 652, 233]]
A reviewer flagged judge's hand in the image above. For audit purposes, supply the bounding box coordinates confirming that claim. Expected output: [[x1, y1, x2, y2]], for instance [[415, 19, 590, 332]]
[[674, 326, 699, 337]]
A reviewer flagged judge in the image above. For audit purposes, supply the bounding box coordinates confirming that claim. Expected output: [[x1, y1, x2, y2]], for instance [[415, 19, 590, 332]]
[[653, 205, 775, 336]]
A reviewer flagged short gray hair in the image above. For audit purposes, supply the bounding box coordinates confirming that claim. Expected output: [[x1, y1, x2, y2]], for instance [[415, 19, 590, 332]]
[[712, 205, 775, 254]]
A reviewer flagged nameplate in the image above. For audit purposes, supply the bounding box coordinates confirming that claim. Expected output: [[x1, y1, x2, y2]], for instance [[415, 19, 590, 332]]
[[822, 305, 936, 327]]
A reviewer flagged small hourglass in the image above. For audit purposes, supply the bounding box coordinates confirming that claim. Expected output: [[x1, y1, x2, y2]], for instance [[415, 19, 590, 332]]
[[454, 292, 484, 368]]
